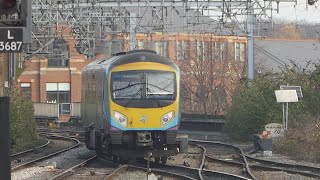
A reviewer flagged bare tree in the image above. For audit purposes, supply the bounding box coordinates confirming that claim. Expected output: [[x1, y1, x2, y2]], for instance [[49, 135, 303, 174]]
[[176, 34, 246, 115], [273, 23, 305, 40]]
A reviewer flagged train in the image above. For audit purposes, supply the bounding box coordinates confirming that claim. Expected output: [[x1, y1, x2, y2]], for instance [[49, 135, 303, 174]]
[[81, 50, 181, 163]]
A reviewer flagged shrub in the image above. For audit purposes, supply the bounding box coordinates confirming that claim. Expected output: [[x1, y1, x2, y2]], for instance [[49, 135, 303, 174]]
[[4, 86, 38, 147], [226, 76, 283, 140], [274, 116, 320, 163], [226, 61, 320, 161]]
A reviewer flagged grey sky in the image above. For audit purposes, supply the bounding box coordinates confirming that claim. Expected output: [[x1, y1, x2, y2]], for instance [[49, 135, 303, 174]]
[[273, 0, 320, 23]]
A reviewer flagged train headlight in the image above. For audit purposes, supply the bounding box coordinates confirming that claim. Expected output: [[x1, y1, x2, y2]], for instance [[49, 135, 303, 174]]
[[113, 111, 127, 127], [161, 111, 174, 126]]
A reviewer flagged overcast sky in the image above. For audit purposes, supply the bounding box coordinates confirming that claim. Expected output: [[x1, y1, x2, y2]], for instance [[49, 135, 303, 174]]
[[273, 0, 320, 23]]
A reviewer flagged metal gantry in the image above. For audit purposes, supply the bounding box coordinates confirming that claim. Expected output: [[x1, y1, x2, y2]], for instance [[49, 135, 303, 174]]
[[31, 0, 297, 78]]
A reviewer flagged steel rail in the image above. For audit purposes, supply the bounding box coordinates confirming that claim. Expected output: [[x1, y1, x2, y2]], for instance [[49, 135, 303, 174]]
[[139, 150, 252, 180], [191, 142, 252, 180], [11, 135, 80, 172], [76, 152, 199, 179], [127, 165, 197, 180], [246, 155, 320, 178], [40, 132, 85, 142], [144, 160, 201, 179], [206, 154, 244, 166], [100, 155, 197, 180], [189, 139, 257, 180], [103, 165, 128, 180], [201, 141, 320, 178], [202, 169, 252, 180], [36, 128, 85, 134], [50, 155, 97, 180], [11, 139, 50, 157], [189, 143, 206, 180]]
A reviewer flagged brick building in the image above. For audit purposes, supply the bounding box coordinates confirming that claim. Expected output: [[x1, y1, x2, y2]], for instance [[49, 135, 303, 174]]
[[17, 6, 247, 121], [17, 32, 247, 121]]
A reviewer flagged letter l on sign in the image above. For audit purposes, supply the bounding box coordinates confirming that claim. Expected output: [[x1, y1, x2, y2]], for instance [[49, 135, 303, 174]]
[[8, 30, 14, 40]]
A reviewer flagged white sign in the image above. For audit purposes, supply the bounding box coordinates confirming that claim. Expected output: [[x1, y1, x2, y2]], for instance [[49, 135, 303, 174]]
[[265, 123, 284, 138], [275, 90, 298, 103], [280, 86, 303, 98]]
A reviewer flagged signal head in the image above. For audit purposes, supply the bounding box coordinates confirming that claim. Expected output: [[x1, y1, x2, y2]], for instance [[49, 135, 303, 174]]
[[0, 0, 17, 15], [308, 0, 316, 5]]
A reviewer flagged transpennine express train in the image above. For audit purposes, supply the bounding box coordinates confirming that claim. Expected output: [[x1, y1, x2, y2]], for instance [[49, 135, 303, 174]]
[[81, 50, 181, 163]]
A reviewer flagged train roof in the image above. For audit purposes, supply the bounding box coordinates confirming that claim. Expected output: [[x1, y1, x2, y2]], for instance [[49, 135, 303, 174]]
[[85, 50, 179, 70]]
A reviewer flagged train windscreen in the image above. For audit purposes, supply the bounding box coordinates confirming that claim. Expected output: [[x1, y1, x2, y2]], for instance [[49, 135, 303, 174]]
[[111, 70, 176, 108]]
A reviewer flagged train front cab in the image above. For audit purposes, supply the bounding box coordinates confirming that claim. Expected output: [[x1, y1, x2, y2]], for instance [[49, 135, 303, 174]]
[[105, 61, 181, 161]]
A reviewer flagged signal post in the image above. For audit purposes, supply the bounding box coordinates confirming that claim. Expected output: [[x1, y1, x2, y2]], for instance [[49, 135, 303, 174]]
[[0, 0, 32, 179]]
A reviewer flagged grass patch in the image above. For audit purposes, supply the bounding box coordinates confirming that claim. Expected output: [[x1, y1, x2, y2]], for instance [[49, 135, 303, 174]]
[[11, 137, 47, 155]]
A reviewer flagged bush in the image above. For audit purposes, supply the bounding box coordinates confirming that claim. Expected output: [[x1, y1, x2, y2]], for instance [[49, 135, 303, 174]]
[[226, 76, 283, 140], [226, 61, 320, 161], [274, 115, 320, 163], [4, 87, 38, 147]]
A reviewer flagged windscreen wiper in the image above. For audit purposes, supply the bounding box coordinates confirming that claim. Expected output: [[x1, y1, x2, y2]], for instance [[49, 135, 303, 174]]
[[113, 82, 145, 92], [124, 88, 143, 107]]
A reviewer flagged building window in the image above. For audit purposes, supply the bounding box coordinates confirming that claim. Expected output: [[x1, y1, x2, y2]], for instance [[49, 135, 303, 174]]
[[46, 83, 70, 104], [175, 40, 183, 61], [48, 38, 70, 68], [137, 40, 145, 49], [174, 40, 191, 61], [48, 54, 69, 67], [195, 40, 202, 61], [184, 41, 190, 61], [21, 83, 31, 98], [212, 42, 225, 62], [203, 41, 209, 61], [235, 42, 246, 62], [154, 41, 168, 57]]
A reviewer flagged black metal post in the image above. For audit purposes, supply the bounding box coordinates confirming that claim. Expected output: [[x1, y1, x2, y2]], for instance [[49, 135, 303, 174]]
[[0, 97, 10, 180], [146, 152, 152, 180]]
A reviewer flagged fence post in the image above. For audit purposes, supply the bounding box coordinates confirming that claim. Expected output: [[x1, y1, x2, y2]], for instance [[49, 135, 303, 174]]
[[0, 96, 10, 180]]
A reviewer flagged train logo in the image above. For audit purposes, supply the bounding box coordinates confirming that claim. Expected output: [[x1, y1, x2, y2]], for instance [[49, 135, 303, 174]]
[[140, 115, 146, 123]]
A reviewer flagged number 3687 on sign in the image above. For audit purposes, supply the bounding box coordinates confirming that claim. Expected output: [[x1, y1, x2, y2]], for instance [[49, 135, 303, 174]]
[[0, 41, 22, 51]]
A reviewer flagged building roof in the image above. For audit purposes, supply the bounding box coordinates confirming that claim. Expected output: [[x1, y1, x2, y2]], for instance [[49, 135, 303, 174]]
[[254, 39, 320, 73]]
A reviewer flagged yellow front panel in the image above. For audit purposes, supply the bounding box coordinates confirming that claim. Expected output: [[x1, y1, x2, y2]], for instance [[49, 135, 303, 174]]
[[111, 103, 178, 128], [109, 62, 179, 129]]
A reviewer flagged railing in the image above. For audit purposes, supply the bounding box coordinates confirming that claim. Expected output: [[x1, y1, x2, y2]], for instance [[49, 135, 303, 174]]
[[34, 103, 59, 118], [71, 103, 81, 117], [34, 103, 81, 118]]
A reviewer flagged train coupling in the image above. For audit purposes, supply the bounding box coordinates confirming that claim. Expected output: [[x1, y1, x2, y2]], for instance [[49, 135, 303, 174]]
[[136, 132, 153, 146]]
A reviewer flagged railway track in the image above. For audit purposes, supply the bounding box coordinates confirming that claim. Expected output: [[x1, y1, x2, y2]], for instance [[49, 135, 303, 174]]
[[189, 140, 254, 180], [52, 155, 198, 180], [11, 139, 50, 158], [127, 144, 251, 180], [189, 139, 320, 179], [50, 155, 98, 180], [31, 129, 320, 179], [11, 134, 80, 172], [36, 128, 85, 141], [247, 155, 320, 178]]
